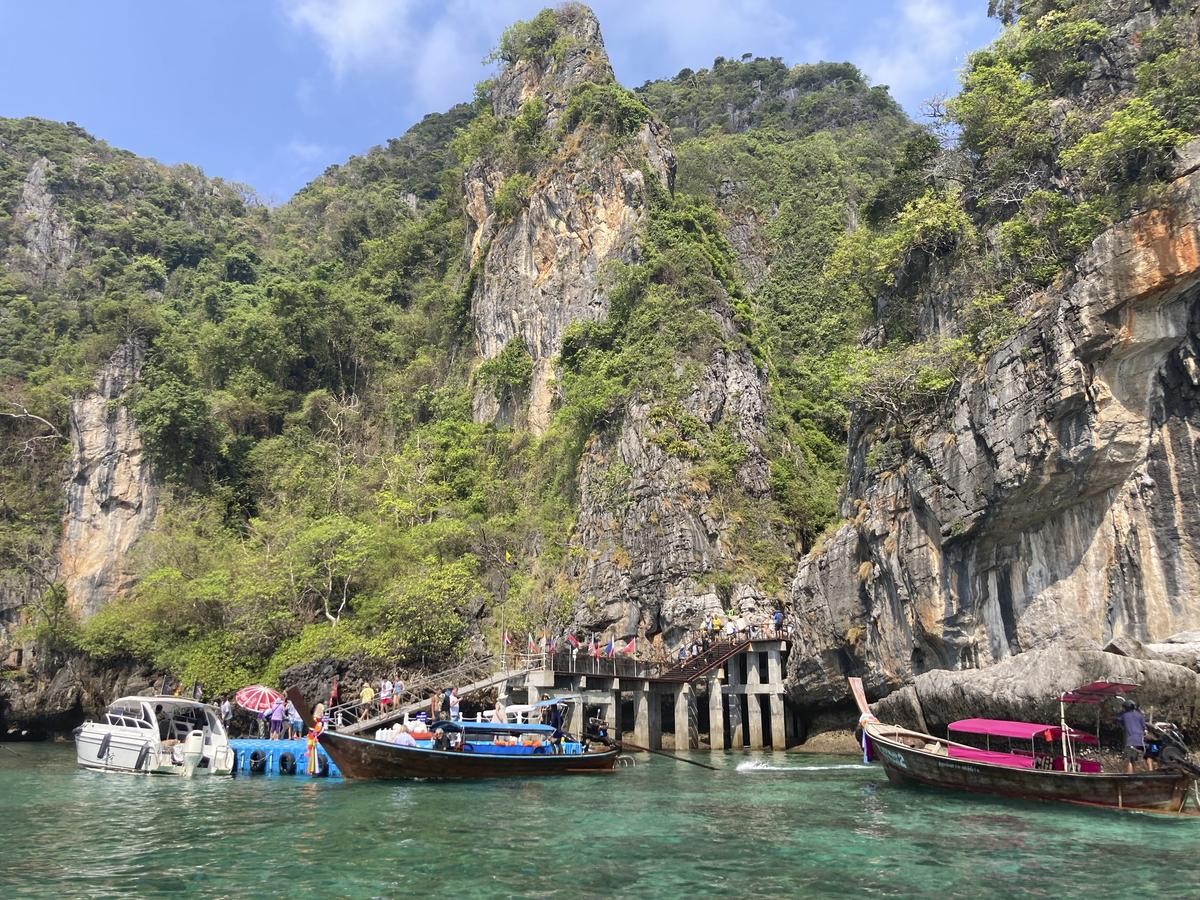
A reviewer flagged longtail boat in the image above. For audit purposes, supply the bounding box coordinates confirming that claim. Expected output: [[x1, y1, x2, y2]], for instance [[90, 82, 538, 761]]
[[318, 719, 620, 780], [848, 677, 1200, 815]]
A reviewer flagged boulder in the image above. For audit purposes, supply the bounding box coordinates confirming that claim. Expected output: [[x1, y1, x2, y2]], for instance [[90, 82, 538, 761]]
[[872, 645, 1200, 741]]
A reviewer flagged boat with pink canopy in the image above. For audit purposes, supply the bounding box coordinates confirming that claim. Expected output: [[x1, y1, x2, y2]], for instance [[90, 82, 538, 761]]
[[946, 718, 1101, 773], [849, 677, 1200, 815]]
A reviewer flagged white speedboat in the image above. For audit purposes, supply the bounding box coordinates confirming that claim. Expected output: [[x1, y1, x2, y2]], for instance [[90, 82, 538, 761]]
[[74, 695, 234, 776]]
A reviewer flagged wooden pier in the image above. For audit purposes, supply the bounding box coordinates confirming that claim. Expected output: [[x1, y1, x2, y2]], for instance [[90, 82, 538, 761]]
[[515, 638, 796, 751], [334, 637, 797, 751]]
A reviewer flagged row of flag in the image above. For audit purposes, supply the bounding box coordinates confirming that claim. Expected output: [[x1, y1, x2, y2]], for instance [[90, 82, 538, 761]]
[[502, 630, 635, 657]]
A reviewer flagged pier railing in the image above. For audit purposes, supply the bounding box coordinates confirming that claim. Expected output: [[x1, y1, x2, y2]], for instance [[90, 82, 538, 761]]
[[504, 649, 670, 680]]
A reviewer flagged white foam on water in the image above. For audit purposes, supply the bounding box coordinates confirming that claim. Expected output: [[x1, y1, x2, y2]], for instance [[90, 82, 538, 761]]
[[735, 760, 871, 773]]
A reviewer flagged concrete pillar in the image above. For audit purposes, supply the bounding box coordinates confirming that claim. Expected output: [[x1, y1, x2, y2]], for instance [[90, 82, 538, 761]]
[[727, 655, 743, 748], [766, 647, 786, 749], [674, 684, 697, 750], [769, 694, 786, 750], [746, 694, 763, 749], [746, 651, 763, 749], [767, 648, 783, 686], [633, 686, 650, 748], [564, 676, 583, 738], [611, 689, 623, 741], [647, 689, 663, 750], [707, 675, 725, 750]]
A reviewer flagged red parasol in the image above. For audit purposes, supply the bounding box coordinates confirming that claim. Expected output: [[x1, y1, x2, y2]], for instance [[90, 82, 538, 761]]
[[235, 684, 284, 714]]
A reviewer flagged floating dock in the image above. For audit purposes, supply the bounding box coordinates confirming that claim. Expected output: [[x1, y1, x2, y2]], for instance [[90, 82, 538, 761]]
[[229, 738, 342, 778]]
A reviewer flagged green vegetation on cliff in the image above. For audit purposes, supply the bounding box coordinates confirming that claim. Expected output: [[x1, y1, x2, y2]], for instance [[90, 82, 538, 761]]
[[3, 1, 1198, 693]]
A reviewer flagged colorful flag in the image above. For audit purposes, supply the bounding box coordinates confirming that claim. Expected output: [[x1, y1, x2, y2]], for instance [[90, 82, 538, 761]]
[[621, 638, 636, 656], [566, 632, 580, 648], [604, 637, 615, 657], [502, 630, 512, 646], [588, 638, 599, 658], [527, 633, 536, 651]]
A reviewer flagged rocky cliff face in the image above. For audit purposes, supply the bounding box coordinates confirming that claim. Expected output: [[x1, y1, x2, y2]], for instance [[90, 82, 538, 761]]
[[460, 7, 785, 643], [4, 156, 76, 284], [789, 145, 1200, 709], [57, 340, 158, 618], [570, 303, 774, 642], [0, 657, 156, 737], [873, 644, 1200, 737], [465, 5, 675, 432]]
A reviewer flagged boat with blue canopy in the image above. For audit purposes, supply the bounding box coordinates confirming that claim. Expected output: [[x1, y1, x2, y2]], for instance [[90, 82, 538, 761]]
[[299, 691, 621, 780]]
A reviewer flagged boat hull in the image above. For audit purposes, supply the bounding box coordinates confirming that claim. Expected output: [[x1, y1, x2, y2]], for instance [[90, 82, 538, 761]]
[[75, 725, 234, 776], [867, 723, 1193, 812], [320, 730, 620, 780]]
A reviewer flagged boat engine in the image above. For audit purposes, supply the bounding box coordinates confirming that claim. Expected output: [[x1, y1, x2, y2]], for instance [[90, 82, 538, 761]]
[[181, 730, 205, 777], [583, 717, 614, 748], [1146, 721, 1200, 777]]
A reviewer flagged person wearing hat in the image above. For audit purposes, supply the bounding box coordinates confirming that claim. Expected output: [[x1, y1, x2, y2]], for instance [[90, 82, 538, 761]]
[[359, 681, 375, 720], [1115, 699, 1151, 773]]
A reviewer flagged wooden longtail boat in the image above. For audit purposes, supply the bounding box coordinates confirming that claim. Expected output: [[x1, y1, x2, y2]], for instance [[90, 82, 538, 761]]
[[848, 677, 1199, 815], [318, 719, 620, 780]]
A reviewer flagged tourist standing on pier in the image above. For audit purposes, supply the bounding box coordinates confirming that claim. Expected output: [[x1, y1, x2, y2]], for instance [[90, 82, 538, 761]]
[[379, 677, 393, 714], [449, 687, 461, 721], [266, 697, 286, 740], [286, 700, 302, 739], [360, 681, 375, 720]]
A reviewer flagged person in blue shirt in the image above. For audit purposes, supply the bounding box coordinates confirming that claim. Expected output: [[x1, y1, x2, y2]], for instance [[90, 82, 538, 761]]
[[1115, 699, 1152, 774]]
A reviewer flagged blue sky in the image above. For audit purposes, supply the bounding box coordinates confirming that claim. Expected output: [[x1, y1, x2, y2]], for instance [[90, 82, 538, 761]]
[[0, 1, 998, 203]]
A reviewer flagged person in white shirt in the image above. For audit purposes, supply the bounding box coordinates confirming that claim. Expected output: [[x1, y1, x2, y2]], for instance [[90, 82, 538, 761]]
[[392, 725, 417, 747]]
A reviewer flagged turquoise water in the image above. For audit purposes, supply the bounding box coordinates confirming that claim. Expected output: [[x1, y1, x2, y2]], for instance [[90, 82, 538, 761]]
[[2, 744, 1198, 898]]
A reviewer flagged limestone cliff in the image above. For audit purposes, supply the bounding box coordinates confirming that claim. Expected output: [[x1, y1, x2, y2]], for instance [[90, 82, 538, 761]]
[[57, 340, 158, 618], [789, 145, 1200, 709], [4, 156, 76, 284], [465, 5, 675, 432], [461, 7, 786, 643], [569, 301, 774, 642]]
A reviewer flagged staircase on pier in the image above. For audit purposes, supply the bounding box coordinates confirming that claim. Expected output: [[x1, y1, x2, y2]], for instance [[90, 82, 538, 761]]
[[333, 666, 534, 735], [654, 638, 751, 683]]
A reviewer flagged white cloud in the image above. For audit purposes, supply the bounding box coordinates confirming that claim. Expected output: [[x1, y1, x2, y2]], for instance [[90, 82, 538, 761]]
[[854, 0, 981, 110], [282, 0, 532, 112], [285, 0, 415, 74], [285, 139, 331, 163], [281, 0, 994, 122]]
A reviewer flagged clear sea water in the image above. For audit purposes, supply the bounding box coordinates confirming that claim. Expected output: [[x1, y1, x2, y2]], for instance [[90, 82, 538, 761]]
[[2, 743, 1198, 898]]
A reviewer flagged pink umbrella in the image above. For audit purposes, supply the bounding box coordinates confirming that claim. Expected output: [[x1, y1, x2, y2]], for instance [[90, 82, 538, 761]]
[[235, 685, 284, 714]]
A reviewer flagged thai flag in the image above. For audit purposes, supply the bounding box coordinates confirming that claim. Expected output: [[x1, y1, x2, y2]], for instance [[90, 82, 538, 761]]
[[621, 638, 636, 656], [566, 633, 580, 648], [604, 637, 615, 657]]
